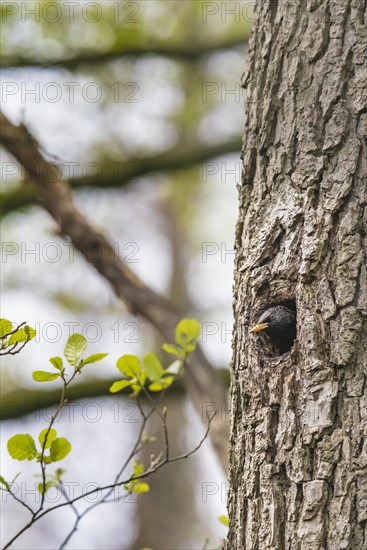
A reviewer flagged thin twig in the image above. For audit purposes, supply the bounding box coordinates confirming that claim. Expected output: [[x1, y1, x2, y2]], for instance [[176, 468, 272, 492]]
[[2, 413, 215, 550], [0, 323, 31, 356], [57, 402, 157, 548], [0, 111, 229, 472], [162, 407, 169, 461], [58, 484, 81, 550], [0, 339, 29, 356], [6, 487, 35, 515], [0, 322, 27, 340]]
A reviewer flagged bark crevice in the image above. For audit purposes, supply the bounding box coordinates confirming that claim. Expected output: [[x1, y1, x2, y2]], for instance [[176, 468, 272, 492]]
[[226, 0, 367, 547]]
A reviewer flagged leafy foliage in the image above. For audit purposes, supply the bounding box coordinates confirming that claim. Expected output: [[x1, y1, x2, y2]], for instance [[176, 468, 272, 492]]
[[0, 319, 12, 338], [0, 319, 36, 356], [2, 318, 205, 549], [175, 319, 201, 351], [109, 318, 201, 396], [38, 428, 57, 449], [30, 334, 107, 384], [218, 515, 229, 527], [7, 429, 71, 464], [49, 438, 72, 462], [162, 318, 201, 358], [7, 434, 38, 461], [64, 333, 87, 367], [124, 460, 150, 495], [32, 371, 60, 382], [49, 356, 63, 371], [5, 332, 107, 495]]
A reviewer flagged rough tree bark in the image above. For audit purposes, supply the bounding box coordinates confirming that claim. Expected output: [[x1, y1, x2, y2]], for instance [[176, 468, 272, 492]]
[[226, 1, 367, 549]]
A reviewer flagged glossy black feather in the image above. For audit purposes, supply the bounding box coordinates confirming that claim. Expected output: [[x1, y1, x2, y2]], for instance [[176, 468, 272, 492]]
[[257, 306, 296, 354]]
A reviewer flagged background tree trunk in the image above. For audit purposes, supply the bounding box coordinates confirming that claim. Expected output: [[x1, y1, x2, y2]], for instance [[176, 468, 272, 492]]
[[226, 1, 367, 549]]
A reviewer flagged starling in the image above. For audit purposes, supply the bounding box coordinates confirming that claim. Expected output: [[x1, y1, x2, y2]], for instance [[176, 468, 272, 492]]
[[249, 306, 296, 354]]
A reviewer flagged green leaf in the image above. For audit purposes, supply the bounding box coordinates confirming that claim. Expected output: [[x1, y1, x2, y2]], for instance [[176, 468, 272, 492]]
[[175, 319, 201, 349], [138, 370, 147, 386], [166, 360, 183, 375], [132, 482, 150, 494], [8, 325, 36, 344], [49, 356, 63, 372], [7, 434, 37, 461], [80, 353, 108, 367], [0, 319, 13, 338], [27, 325, 37, 339], [55, 468, 66, 481], [129, 384, 143, 397], [64, 334, 87, 366], [162, 343, 184, 357], [50, 438, 71, 462], [109, 379, 131, 393], [0, 475, 9, 489], [132, 459, 144, 476], [148, 376, 174, 392], [143, 352, 164, 382], [38, 428, 57, 449], [218, 515, 229, 527], [123, 460, 149, 493], [38, 481, 56, 494], [32, 371, 60, 382], [10, 472, 21, 485], [116, 355, 141, 378], [185, 343, 197, 352]]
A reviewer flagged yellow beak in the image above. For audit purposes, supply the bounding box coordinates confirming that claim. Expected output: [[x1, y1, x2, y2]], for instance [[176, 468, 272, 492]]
[[249, 322, 269, 333]]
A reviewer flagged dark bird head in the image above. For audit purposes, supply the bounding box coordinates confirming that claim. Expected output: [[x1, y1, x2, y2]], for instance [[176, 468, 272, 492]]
[[249, 305, 296, 354]]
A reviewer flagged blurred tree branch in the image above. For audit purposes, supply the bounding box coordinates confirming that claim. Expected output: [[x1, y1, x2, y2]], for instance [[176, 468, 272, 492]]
[[0, 368, 230, 421], [0, 36, 248, 69], [1, 136, 241, 217], [1, 378, 116, 421], [0, 111, 229, 470]]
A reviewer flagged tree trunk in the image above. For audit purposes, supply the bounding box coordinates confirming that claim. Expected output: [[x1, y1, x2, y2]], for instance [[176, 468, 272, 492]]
[[226, 1, 367, 549]]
